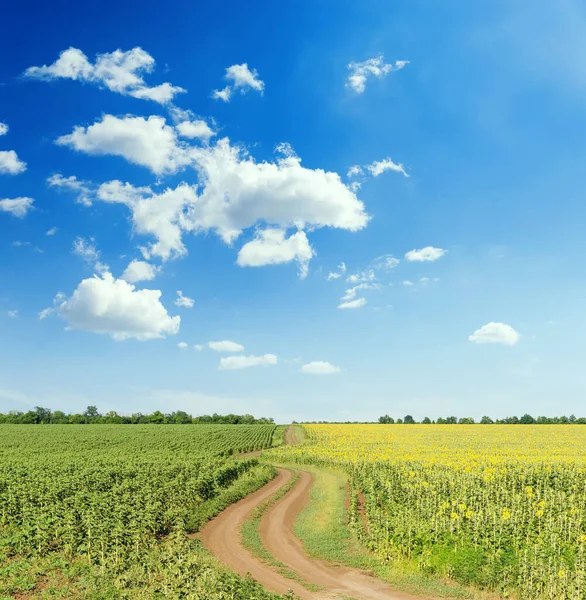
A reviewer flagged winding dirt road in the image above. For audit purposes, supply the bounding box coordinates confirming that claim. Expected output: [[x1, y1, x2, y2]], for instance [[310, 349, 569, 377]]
[[200, 429, 431, 600]]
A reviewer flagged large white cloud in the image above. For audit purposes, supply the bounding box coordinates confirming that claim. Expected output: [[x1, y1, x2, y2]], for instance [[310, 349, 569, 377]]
[[208, 340, 245, 352], [212, 63, 264, 102], [121, 260, 161, 283], [56, 115, 191, 175], [0, 150, 26, 175], [346, 56, 409, 94], [0, 197, 34, 217], [90, 138, 368, 261], [405, 246, 447, 262], [24, 47, 184, 104], [236, 228, 314, 278], [300, 361, 340, 375], [56, 272, 180, 341], [469, 322, 520, 346], [219, 354, 277, 370]]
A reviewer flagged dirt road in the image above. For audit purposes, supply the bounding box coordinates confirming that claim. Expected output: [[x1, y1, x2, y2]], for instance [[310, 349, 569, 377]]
[[259, 470, 422, 600]]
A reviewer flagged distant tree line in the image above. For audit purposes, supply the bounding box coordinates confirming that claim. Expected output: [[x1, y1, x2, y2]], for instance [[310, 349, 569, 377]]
[[0, 406, 275, 425], [377, 414, 586, 424]]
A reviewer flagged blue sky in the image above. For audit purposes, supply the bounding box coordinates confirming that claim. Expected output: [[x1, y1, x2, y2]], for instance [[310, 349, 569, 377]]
[[2, 0, 586, 422]]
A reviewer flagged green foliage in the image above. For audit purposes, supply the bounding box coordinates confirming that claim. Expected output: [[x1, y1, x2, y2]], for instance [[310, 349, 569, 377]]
[[0, 424, 285, 598]]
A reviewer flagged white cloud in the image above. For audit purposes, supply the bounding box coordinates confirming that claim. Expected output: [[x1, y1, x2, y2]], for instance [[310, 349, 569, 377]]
[[92, 139, 368, 261], [405, 246, 447, 262], [24, 47, 184, 104], [176, 119, 215, 141], [212, 63, 264, 101], [236, 228, 314, 278], [73, 237, 100, 263], [346, 56, 409, 94], [56, 115, 191, 175], [347, 165, 363, 177], [469, 322, 520, 346], [175, 290, 194, 308], [177, 341, 188, 349], [341, 283, 379, 302], [7, 310, 18, 318], [47, 174, 93, 206], [0, 151, 27, 175], [347, 269, 375, 284], [39, 307, 53, 320], [56, 272, 180, 341], [420, 277, 430, 284], [366, 157, 408, 178], [327, 261, 347, 280], [300, 361, 340, 375], [373, 254, 400, 270], [219, 354, 277, 370], [0, 197, 34, 217], [194, 344, 205, 351], [46, 227, 58, 236], [338, 297, 367, 309], [402, 280, 413, 286], [208, 340, 244, 353], [0, 123, 8, 136], [121, 259, 161, 283]]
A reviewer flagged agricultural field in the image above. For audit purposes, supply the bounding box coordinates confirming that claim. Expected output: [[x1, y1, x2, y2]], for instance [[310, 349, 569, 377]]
[[272, 424, 586, 599], [0, 424, 282, 599]]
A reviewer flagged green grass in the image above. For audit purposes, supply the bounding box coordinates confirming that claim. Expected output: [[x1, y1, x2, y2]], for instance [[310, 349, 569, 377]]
[[240, 470, 321, 592], [290, 464, 503, 600]]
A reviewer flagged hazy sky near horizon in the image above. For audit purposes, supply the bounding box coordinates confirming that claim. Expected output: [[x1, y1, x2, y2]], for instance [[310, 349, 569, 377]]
[[2, 0, 586, 422]]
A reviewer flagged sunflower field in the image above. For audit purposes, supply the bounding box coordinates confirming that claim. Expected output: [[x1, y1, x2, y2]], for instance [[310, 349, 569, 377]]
[[0, 424, 281, 599], [272, 424, 586, 599]]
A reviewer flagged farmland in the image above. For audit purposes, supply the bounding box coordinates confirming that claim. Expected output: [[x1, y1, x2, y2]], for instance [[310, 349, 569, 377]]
[[0, 424, 282, 599], [272, 424, 586, 599]]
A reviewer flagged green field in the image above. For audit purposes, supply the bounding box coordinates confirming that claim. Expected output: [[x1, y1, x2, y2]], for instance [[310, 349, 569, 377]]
[[0, 425, 283, 599]]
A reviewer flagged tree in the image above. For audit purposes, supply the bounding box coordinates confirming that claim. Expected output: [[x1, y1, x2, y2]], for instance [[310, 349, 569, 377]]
[[458, 417, 475, 424], [480, 416, 494, 424], [378, 415, 394, 424], [396, 418, 403, 424], [436, 417, 447, 424], [83, 406, 99, 420], [446, 416, 457, 424], [422, 417, 432, 424], [404, 415, 416, 424], [520, 414, 536, 424]]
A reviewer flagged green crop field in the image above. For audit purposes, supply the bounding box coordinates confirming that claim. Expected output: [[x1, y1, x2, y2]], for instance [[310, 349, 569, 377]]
[[0, 424, 282, 599]]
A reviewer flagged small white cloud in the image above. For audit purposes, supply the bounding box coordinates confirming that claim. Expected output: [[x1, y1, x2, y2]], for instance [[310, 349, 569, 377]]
[[212, 63, 264, 101], [47, 174, 93, 206], [420, 277, 430, 284], [7, 310, 18, 318], [469, 322, 520, 346], [55, 272, 180, 341], [24, 47, 184, 104], [175, 119, 215, 141], [177, 341, 188, 349], [327, 271, 341, 280], [402, 280, 413, 286], [405, 246, 447, 262], [341, 283, 379, 302], [0, 197, 34, 218], [219, 353, 277, 370], [0, 123, 8, 136], [175, 290, 194, 308], [373, 254, 400, 270], [0, 151, 27, 175], [121, 260, 161, 283], [346, 56, 409, 94], [46, 227, 58, 236], [236, 228, 314, 279], [208, 340, 244, 353], [366, 157, 408, 178], [347, 269, 375, 284], [300, 361, 340, 375], [347, 165, 363, 177], [194, 344, 205, 351], [39, 307, 53, 320], [73, 237, 100, 264], [338, 297, 367, 309]]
